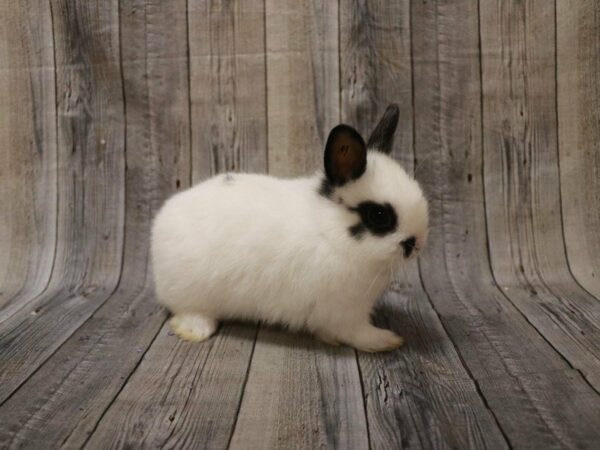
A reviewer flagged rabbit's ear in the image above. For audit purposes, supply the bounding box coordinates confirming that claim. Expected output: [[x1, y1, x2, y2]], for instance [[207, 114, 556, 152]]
[[367, 104, 400, 155], [324, 124, 367, 185]]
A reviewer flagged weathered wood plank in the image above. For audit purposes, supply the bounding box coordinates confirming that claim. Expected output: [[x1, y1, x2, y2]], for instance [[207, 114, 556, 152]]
[[265, 0, 339, 176], [0, 0, 125, 404], [480, 0, 600, 390], [86, 323, 256, 449], [83, 1, 267, 448], [190, 0, 267, 181], [413, 0, 600, 447], [557, 0, 600, 298], [0, 0, 57, 317], [0, 1, 191, 447], [229, 330, 368, 450], [340, 2, 509, 448]]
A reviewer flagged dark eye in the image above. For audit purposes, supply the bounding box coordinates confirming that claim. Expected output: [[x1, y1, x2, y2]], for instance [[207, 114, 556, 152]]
[[367, 206, 392, 229], [351, 201, 398, 236]]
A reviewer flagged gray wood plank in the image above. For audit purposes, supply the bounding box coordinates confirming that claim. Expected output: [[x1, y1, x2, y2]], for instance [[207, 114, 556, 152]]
[[0, 0, 57, 318], [83, 1, 267, 448], [412, 0, 600, 447], [265, 0, 340, 176], [190, 0, 267, 182], [0, 0, 126, 404], [340, 2, 508, 448], [557, 0, 600, 298], [0, 1, 191, 448], [230, 331, 368, 450], [86, 323, 256, 449], [480, 0, 600, 390]]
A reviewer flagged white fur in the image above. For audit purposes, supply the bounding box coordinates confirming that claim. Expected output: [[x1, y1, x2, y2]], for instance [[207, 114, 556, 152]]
[[151, 151, 428, 351]]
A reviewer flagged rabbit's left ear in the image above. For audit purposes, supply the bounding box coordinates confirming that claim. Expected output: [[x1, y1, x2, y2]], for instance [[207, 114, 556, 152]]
[[367, 104, 400, 155], [324, 124, 367, 186]]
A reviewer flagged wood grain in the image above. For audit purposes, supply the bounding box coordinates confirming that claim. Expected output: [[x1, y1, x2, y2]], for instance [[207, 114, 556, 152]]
[[480, 0, 600, 390], [557, 0, 600, 298], [0, 0, 125, 404], [230, 330, 369, 450], [413, 0, 600, 446], [0, 1, 190, 447], [0, 0, 57, 317], [0, 1, 599, 448], [265, 0, 339, 176], [190, 0, 267, 181]]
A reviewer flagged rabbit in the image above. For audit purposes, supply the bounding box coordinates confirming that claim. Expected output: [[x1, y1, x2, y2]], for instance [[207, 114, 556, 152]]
[[151, 104, 428, 352]]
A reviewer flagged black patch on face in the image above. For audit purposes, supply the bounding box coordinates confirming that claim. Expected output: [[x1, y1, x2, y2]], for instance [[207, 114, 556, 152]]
[[319, 178, 334, 198], [348, 223, 366, 240], [349, 201, 398, 236]]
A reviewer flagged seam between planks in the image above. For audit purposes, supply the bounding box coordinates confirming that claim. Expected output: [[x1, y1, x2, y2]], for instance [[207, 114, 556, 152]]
[[185, 0, 193, 186], [354, 348, 372, 450], [225, 324, 260, 450], [80, 313, 169, 449]]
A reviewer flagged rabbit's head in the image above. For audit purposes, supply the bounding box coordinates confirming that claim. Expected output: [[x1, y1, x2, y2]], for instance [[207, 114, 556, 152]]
[[318, 105, 428, 263]]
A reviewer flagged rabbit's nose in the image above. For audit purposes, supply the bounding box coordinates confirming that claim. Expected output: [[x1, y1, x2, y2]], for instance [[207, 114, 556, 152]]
[[401, 236, 416, 258]]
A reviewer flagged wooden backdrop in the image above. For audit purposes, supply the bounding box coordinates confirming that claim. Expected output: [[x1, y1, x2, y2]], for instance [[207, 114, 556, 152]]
[[1, 0, 599, 448]]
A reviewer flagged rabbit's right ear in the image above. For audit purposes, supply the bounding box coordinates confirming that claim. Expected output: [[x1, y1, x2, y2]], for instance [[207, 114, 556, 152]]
[[324, 124, 367, 186]]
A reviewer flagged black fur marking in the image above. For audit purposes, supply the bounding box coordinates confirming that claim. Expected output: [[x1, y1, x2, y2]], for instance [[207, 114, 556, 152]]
[[401, 236, 416, 258], [349, 201, 398, 236], [324, 124, 367, 185], [366, 104, 400, 155], [348, 223, 366, 240], [319, 178, 335, 198]]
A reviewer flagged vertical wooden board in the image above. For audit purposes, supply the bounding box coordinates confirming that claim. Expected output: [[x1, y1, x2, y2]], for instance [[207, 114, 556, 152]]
[[230, 331, 368, 450], [0, 0, 126, 404], [413, 0, 600, 446], [189, 0, 267, 181], [0, 0, 57, 313], [480, 0, 600, 389], [265, 0, 339, 176], [340, 0, 412, 163], [0, 1, 191, 447], [557, 0, 600, 298], [50, 0, 125, 290], [340, 2, 507, 448]]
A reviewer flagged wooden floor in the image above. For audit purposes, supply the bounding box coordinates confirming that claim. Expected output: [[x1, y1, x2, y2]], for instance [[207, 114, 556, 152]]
[[1, 1, 600, 449]]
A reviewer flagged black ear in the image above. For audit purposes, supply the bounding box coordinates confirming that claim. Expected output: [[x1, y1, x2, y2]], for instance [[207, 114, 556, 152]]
[[366, 104, 400, 154], [324, 124, 367, 185]]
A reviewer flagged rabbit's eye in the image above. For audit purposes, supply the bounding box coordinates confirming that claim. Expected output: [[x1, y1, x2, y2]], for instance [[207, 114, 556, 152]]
[[350, 201, 398, 236], [367, 206, 392, 229]]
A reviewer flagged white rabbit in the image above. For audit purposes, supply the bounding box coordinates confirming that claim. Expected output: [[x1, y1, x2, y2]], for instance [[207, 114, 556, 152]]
[[151, 105, 428, 352]]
